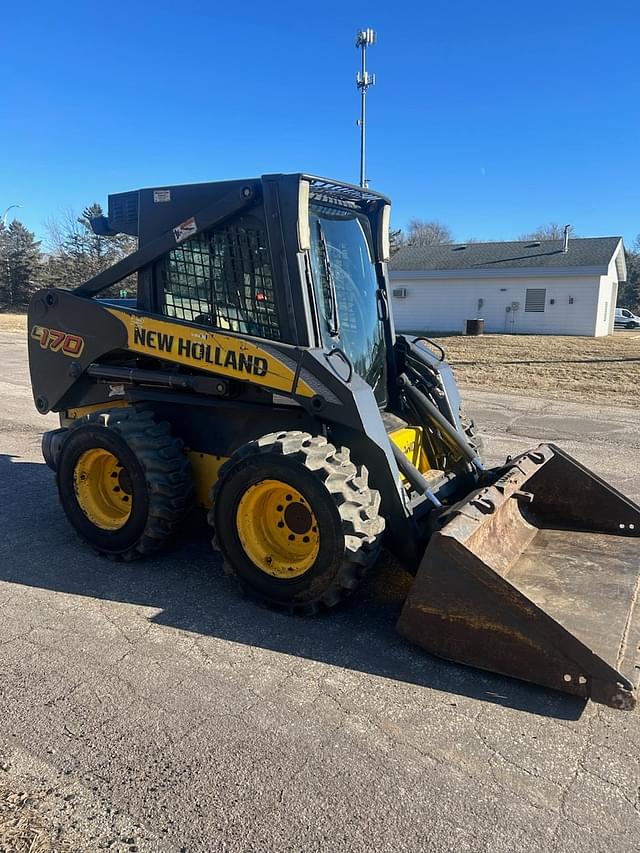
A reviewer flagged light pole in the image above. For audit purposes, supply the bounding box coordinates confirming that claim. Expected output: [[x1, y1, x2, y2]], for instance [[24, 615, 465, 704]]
[[2, 204, 21, 228], [355, 28, 376, 188]]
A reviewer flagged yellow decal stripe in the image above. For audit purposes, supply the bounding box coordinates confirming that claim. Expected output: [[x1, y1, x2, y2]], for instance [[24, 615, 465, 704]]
[[106, 308, 314, 398]]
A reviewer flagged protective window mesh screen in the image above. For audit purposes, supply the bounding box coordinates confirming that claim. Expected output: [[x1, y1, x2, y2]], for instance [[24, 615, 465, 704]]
[[160, 223, 280, 340], [525, 288, 546, 312]]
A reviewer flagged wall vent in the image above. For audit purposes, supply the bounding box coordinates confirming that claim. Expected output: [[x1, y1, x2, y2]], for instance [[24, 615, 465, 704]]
[[392, 287, 407, 298], [525, 288, 546, 312]]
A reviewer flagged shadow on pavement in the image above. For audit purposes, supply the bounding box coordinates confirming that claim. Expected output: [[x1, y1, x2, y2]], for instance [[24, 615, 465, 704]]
[[0, 453, 586, 721]]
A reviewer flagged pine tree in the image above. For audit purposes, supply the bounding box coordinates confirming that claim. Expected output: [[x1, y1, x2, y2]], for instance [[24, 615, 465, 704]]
[[620, 244, 640, 311], [0, 220, 43, 308], [389, 227, 405, 256]]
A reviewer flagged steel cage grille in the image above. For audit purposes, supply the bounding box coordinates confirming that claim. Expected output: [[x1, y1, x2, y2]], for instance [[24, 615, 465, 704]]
[[160, 223, 281, 341]]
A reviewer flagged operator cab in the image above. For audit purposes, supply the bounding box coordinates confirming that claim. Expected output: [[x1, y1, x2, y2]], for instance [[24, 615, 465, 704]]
[[90, 174, 394, 408]]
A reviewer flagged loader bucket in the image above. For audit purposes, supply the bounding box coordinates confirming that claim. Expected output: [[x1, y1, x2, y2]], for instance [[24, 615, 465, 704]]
[[397, 444, 640, 710]]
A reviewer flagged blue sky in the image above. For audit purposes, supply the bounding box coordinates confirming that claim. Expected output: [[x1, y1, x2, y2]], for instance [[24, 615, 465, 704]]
[[2, 0, 638, 246]]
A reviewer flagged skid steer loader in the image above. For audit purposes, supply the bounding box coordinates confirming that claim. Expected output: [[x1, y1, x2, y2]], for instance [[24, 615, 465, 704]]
[[27, 174, 640, 709]]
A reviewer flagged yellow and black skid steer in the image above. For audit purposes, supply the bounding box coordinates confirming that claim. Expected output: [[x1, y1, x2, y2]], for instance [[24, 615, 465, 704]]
[[27, 174, 640, 709]]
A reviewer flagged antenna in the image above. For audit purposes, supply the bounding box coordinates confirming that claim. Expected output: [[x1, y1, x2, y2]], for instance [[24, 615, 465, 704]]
[[355, 28, 376, 188]]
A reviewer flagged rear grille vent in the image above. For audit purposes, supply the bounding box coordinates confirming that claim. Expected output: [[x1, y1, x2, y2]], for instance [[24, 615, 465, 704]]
[[109, 192, 139, 231]]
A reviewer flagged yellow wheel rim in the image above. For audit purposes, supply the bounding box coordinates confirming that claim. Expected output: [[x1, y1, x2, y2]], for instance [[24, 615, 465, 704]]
[[73, 448, 133, 531], [236, 479, 320, 579]]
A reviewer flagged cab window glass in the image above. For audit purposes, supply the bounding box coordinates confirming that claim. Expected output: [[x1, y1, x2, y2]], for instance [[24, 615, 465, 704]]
[[309, 206, 387, 404]]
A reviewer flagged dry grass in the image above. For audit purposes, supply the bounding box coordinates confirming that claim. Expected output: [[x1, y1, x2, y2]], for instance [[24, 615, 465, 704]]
[[426, 332, 640, 406], [2, 309, 637, 405], [0, 312, 27, 333], [0, 786, 70, 853]]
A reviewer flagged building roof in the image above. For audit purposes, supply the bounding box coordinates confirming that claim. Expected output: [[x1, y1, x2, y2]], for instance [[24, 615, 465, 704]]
[[389, 236, 623, 273]]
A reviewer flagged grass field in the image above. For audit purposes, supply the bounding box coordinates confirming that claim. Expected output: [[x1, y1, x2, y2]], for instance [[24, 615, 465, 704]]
[[3, 312, 638, 406], [434, 332, 640, 406]]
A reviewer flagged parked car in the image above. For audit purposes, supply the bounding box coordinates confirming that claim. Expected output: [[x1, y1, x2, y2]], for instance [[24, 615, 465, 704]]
[[615, 307, 640, 329]]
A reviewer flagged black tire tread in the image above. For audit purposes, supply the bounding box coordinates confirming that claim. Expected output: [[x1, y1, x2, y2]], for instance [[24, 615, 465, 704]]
[[69, 407, 193, 561], [208, 430, 384, 614], [460, 410, 484, 457]]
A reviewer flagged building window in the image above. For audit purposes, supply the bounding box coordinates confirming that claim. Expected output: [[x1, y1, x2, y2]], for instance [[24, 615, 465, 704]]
[[160, 219, 280, 341], [525, 288, 546, 312]]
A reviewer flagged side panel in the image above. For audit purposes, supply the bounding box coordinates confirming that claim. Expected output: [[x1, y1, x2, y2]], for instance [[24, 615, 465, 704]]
[[106, 308, 315, 397], [27, 291, 315, 412]]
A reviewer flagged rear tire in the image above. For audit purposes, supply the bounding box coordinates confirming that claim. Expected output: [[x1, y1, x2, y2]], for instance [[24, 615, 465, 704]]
[[209, 431, 385, 613], [56, 408, 193, 560]]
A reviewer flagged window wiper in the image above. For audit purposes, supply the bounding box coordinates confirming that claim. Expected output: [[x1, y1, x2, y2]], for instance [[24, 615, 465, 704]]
[[316, 221, 340, 338]]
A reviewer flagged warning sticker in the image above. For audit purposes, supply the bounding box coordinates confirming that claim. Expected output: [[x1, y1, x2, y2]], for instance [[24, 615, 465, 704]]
[[154, 189, 171, 203], [173, 217, 198, 243]]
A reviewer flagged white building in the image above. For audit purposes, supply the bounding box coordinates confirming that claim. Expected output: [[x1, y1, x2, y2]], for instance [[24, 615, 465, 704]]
[[389, 236, 627, 337]]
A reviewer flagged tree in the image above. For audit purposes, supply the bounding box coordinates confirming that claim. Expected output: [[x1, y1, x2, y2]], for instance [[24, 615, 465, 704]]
[[0, 220, 43, 308], [518, 223, 577, 241], [44, 204, 137, 293], [619, 236, 640, 311], [406, 218, 453, 246], [389, 227, 405, 256]]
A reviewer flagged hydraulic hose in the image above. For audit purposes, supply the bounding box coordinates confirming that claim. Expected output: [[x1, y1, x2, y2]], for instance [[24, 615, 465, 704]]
[[398, 374, 484, 474], [390, 441, 442, 507]]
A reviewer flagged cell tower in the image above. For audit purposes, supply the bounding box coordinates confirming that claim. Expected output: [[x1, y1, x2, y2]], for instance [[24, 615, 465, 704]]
[[355, 28, 376, 188]]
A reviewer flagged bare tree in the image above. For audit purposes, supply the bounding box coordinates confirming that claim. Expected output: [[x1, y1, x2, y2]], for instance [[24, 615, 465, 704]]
[[44, 205, 137, 294], [406, 218, 453, 247], [519, 223, 577, 241]]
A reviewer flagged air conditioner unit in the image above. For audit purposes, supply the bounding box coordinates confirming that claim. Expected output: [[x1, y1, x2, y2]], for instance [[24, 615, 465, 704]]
[[392, 287, 407, 298]]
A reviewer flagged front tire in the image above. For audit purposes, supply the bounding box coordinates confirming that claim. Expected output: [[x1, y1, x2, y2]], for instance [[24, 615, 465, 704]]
[[209, 431, 385, 613], [56, 408, 193, 560], [460, 410, 484, 457]]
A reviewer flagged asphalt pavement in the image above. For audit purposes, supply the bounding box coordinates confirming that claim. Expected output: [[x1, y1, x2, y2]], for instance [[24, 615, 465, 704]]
[[1, 330, 639, 852]]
